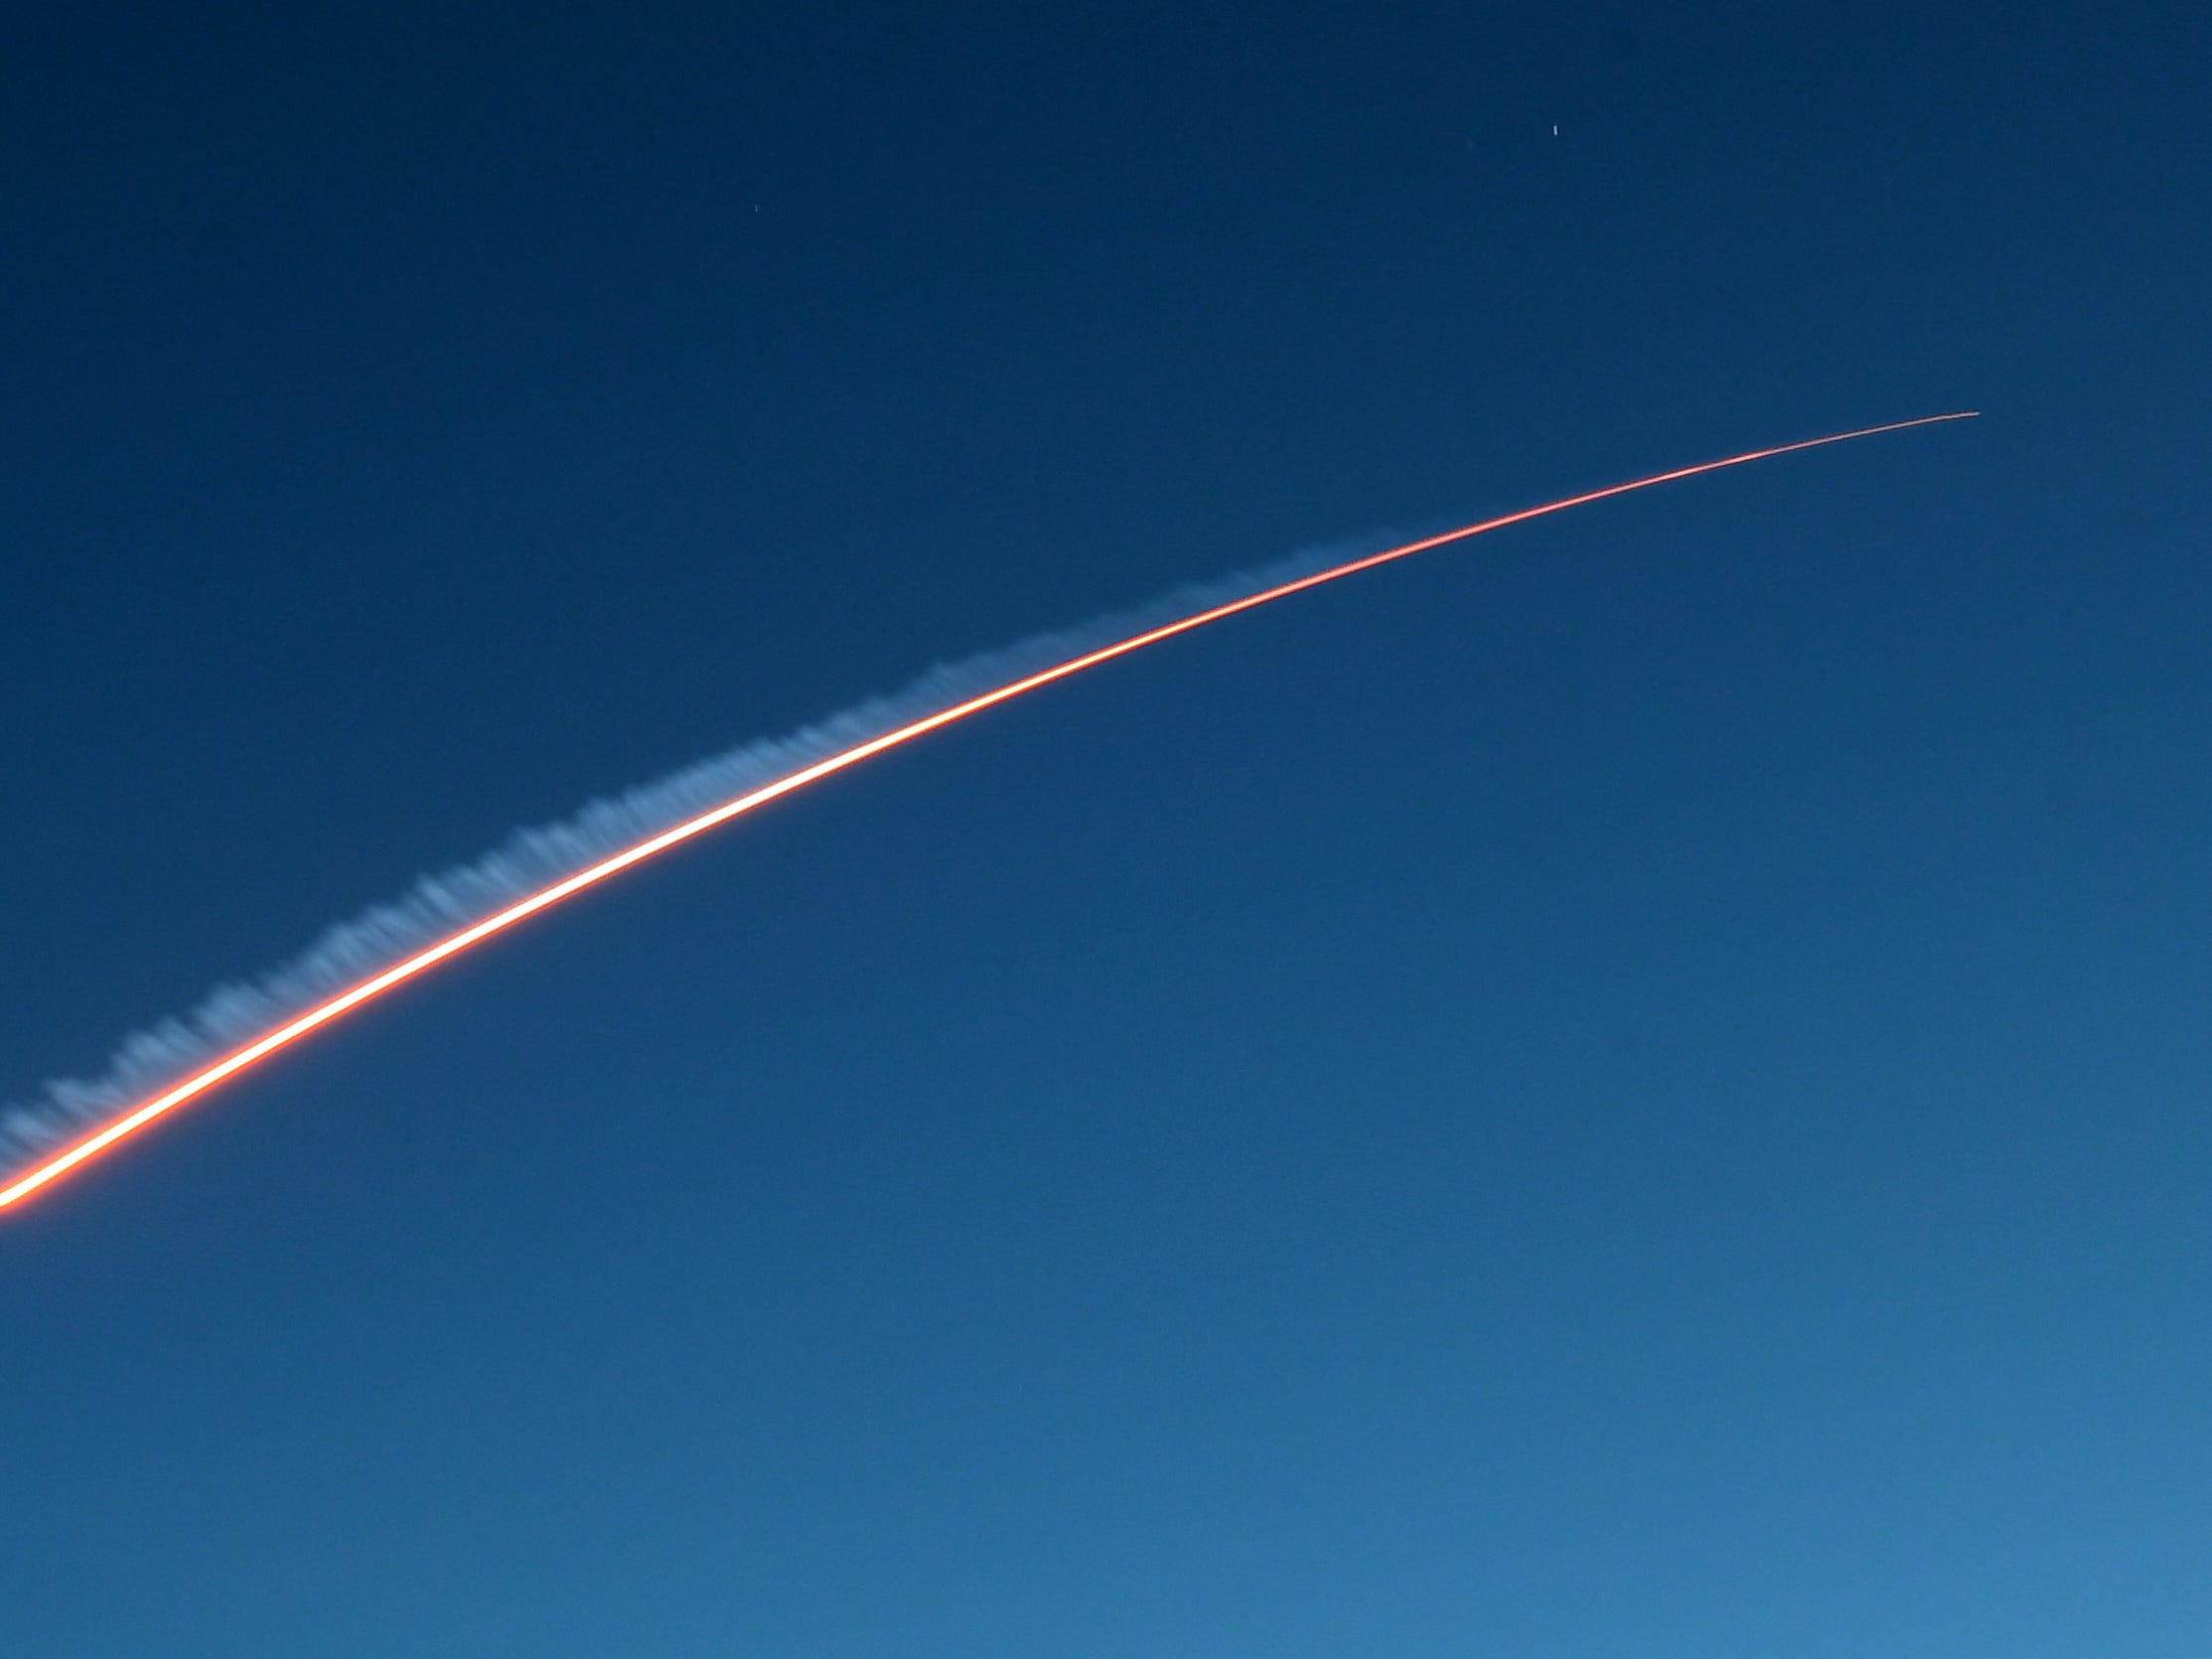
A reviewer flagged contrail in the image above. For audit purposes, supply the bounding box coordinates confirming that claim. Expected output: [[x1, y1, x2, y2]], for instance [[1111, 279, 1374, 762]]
[[0, 412, 1976, 1211]]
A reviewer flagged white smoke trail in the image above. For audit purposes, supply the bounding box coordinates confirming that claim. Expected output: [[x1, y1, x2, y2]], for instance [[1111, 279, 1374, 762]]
[[0, 530, 1382, 1173]]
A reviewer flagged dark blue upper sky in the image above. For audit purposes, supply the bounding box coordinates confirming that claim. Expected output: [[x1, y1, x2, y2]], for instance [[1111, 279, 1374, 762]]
[[3, 4, 2207, 1654]]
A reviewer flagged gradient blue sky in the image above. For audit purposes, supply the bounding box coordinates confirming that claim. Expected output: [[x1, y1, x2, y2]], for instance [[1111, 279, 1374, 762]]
[[3, 5, 2206, 1654]]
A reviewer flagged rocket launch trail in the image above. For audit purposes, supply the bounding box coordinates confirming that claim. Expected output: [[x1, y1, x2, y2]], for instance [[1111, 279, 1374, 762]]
[[0, 412, 1976, 1212]]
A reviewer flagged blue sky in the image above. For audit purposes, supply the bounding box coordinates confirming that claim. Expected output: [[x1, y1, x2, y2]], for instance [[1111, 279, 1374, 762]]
[[2, 4, 2207, 1654]]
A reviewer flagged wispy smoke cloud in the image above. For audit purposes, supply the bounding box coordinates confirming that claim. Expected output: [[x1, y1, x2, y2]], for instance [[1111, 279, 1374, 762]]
[[0, 534, 1368, 1172]]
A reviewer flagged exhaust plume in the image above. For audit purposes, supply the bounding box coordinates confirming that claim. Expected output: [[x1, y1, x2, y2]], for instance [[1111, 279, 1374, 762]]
[[0, 412, 1976, 1210]]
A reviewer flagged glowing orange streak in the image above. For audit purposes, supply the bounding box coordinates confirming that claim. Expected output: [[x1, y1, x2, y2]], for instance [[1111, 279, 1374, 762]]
[[0, 411, 1975, 1211]]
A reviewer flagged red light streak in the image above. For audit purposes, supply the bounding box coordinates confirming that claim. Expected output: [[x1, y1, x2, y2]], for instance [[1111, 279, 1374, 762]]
[[0, 412, 1975, 1211]]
